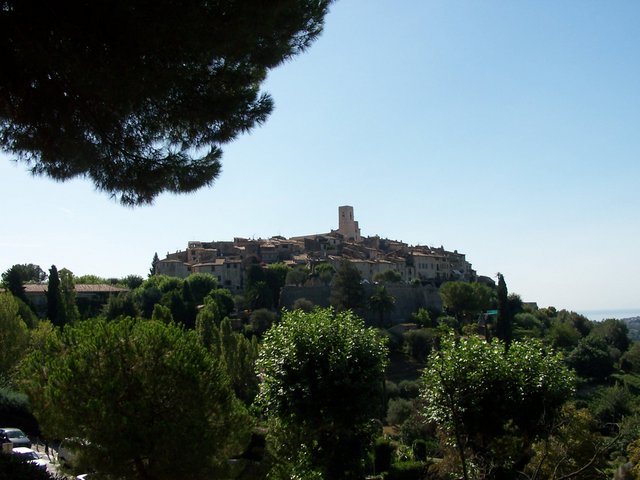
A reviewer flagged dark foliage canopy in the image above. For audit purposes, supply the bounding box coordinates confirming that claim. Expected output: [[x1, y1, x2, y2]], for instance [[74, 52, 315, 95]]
[[1, 1, 333, 205], [1, 263, 46, 285]]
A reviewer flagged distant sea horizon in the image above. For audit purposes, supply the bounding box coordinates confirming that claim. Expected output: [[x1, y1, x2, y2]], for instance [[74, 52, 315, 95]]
[[576, 308, 640, 322]]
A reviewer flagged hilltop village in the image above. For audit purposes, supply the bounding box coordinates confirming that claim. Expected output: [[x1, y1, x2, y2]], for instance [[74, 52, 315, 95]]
[[156, 206, 478, 293]]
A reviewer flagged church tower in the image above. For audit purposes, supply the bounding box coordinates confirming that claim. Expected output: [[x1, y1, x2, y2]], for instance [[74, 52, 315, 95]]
[[338, 205, 361, 242]]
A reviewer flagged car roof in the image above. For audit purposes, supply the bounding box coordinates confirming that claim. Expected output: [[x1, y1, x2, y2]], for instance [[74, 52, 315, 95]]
[[1, 427, 25, 433], [11, 447, 35, 454]]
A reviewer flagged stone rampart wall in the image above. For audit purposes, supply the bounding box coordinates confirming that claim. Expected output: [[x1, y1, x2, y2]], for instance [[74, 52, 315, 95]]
[[279, 284, 442, 324]]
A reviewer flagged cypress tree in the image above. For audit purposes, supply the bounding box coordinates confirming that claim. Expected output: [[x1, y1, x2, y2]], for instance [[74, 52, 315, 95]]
[[46, 265, 66, 327], [149, 252, 160, 277], [496, 273, 512, 349]]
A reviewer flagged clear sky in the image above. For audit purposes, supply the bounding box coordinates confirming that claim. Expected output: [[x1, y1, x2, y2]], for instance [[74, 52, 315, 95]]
[[1, 1, 639, 314]]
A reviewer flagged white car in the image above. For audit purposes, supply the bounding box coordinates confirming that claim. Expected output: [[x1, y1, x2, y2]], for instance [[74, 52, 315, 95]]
[[11, 447, 48, 468]]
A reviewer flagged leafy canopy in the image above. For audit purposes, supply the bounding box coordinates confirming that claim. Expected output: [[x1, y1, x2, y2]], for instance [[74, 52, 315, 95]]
[[18, 317, 250, 479], [1, 1, 333, 205], [421, 334, 575, 477], [257, 308, 388, 478]]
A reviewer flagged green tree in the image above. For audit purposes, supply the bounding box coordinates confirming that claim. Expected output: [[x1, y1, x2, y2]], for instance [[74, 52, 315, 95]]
[[411, 307, 434, 328], [524, 405, 609, 480], [185, 272, 218, 305], [621, 342, 640, 373], [0, 293, 29, 377], [292, 297, 314, 312], [439, 281, 476, 320], [373, 270, 402, 284], [421, 335, 575, 479], [149, 252, 160, 277], [207, 289, 235, 319], [1, 1, 333, 205], [556, 310, 593, 338], [102, 291, 140, 320], [403, 328, 435, 363], [213, 318, 259, 405], [257, 308, 388, 478], [19, 317, 250, 479], [59, 268, 80, 323], [46, 265, 65, 327], [247, 308, 279, 337], [151, 303, 173, 323], [513, 312, 545, 339], [265, 263, 290, 304], [438, 281, 493, 323], [1, 265, 29, 304], [330, 259, 365, 311], [495, 273, 513, 347], [566, 336, 615, 380], [315, 262, 335, 285], [590, 318, 631, 353], [285, 267, 308, 286], [547, 319, 581, 352], [74, 274, 109, 284], [369, 285, 396, 326], [1, 263, 47, 285], [120, 274, 144, 290]]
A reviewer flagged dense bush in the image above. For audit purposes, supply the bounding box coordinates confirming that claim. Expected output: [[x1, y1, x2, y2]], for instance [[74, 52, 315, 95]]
[[373, 437, 394, 474], [403, 329, 435, 362], [386, 380, 400, 399], [399, 413, 434, 447], [246, 308, 278, 337], [412, 439, 428, 461], [0, 386, 39, 437], [621, 343, 640, 374], [387, 398, 415, 426], [591, 384, 636, 425], [398, 380, 421, 400], [567, 336, 615, 380], [388, 460, 428, 480]]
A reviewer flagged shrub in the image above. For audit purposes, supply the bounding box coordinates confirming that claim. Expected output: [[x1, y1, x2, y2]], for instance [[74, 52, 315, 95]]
[[398, 380, 421, 400], [246, 308, 278, 336], [412, 439, 427, 461], [373, 437, 395, 474], [388, 460, 427, 480], [399, 413, 434, 446], [438, 315, 459, 331], [292, 297, 314, 312], [403, 329, 434, 363], [0, 386, 39, 436], [387, 398, 415, 426], [591, 384, 636, 425], [386, 380, 400, 399]]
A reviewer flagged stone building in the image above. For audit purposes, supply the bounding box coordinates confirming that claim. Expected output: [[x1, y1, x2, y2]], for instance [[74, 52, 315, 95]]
[[154, 205, 476, 292]]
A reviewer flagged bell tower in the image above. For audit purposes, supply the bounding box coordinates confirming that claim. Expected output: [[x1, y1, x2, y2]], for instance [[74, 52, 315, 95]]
[[338, 205, 361, 242]]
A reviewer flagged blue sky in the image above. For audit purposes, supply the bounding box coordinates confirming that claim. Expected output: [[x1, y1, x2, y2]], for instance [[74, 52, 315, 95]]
[[1, 1, 639, 314]]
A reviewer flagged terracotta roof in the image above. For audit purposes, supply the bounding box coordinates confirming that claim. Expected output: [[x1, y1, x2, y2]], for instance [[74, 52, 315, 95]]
[[22, 284, 128, 293]]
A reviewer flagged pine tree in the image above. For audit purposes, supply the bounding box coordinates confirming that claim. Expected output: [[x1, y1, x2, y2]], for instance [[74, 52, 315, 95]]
[[1, 1, 333, 205], [2, 267, 28, 304]]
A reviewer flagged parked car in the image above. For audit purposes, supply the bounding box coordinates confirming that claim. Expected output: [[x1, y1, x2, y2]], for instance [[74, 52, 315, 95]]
[[0, 428, 31, 448], [11, 447, 48, 468]]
